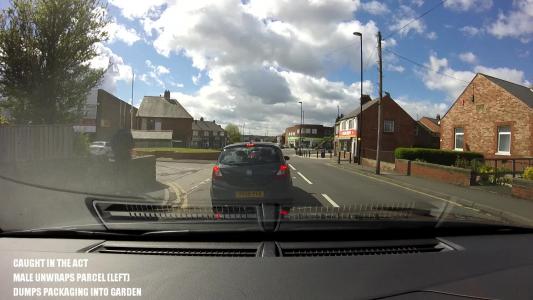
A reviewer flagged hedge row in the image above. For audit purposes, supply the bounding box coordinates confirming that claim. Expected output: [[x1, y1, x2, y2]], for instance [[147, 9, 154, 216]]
[[394, 148, 483, 166]]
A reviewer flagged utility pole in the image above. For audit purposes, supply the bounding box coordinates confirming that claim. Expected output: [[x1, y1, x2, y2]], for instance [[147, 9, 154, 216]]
[[375, 31, 383, 175], [130, 69, 134, 130], [353, 31, 363, 165], [298, 101, 303, 152]]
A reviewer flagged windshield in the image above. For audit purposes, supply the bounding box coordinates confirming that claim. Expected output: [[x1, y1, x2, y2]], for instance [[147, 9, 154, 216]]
[[1, 0, 533, 235]]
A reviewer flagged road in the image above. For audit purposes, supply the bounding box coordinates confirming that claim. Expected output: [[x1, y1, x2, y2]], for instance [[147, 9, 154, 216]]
[[156, 150, 449, 212]]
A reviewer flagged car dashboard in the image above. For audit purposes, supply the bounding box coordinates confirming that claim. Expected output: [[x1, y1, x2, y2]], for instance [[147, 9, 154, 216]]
[[1, 233, 533, 299]]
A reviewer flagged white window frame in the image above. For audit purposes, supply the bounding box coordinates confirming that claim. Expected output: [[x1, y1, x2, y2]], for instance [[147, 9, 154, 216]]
[[348, 119, 353, 129], [383, 120, 395, 133], [496, 126, 511, 155], [193, 130, 198, 136], [204, 131, 210, 137], [311, 128, 317, 134], [454, 127, 464, 151]]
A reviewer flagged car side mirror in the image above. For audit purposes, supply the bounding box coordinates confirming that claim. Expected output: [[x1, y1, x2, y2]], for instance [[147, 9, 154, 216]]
[[284, 156, 290, 161]]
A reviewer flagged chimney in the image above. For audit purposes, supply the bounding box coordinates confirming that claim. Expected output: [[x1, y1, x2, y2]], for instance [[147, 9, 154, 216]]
[[360, 94, 372, 106], [436, 114, 441, 121], [163, 90, 170, 100]]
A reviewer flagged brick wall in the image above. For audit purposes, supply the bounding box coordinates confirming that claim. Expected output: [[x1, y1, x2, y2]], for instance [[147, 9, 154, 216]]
[[440, 74, 532, 158], [410, 161, 473, 186], [161, 118, 193, 146], [512, 178, 533, 201], [395, 159, 410, 175], [96, 89, 137, 141], [360, 95, 417, 156]]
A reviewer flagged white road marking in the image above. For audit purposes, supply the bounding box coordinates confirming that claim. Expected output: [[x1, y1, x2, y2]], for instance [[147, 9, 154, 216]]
[[297, 172, 313, 184], [288, 164, 297, 171], [322, 194, 339, 208]]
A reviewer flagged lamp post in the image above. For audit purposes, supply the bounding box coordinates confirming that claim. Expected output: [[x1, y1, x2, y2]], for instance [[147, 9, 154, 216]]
[[353, 31, 363, 165], [299, 101, 303, 154]]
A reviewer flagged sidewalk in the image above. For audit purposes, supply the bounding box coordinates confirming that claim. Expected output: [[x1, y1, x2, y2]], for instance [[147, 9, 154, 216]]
[[328, 160, 533, 226]]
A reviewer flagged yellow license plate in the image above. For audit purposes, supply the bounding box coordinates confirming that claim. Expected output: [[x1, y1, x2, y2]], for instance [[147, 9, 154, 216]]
[[235, 191, 264, 198]]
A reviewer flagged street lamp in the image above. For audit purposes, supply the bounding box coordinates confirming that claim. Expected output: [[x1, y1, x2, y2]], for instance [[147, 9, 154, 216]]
[[298, 101, 303, 154], [353, 31, 363, 165]]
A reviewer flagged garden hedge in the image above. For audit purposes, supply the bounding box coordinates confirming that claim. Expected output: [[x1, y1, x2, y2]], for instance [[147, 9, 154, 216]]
[[394, 147, 483, 166]]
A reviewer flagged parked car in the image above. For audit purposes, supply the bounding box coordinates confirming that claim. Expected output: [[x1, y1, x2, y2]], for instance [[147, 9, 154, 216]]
[[211, 142, 292, 205], [89, 141, 112, 157]]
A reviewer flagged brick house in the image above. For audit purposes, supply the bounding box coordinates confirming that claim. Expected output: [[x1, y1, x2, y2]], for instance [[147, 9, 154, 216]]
[[284, 124, 334, 148], [191, 118, 227, 149], [136, 90, 193, 147], [334, 93, 420, 162], [414, 116, 440, 148], [440, 73, 533, 158]]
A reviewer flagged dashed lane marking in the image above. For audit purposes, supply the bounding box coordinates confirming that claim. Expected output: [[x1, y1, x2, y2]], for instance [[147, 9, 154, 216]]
[[288, 164, 297, 171], [297, 172, 313, 185], [322, 194, 339, 208]]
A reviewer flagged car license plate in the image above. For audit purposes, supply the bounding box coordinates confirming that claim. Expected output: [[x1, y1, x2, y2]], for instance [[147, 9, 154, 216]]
[[235, 191, 264, 198]]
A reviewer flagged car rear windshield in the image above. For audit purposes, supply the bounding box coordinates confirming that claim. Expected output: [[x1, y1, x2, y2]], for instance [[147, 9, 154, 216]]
[[219, 146, 281, 165]]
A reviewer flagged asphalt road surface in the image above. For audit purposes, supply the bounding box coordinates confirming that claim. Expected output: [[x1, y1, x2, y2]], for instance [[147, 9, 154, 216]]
[[156, 150, 449, 212]]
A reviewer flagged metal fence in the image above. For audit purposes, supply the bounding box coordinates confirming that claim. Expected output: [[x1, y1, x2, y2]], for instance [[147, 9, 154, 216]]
[[472, 157, 533, 179], [0, 125, 74, 163]]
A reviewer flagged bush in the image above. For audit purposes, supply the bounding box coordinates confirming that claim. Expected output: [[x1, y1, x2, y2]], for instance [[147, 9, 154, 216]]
[[524, 167, 533, 180], [394, 147, 484, 166], [73, 133, 90, 156]]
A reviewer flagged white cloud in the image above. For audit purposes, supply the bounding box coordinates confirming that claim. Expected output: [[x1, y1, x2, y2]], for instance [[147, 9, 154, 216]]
[[444, 0, 493, 11], [114, 0, 396, 132], [487, 0, 533, 42], [395, 96, 448, 120], [361, 1, 389, 15], [460, 26, 482, 36], [419, 53, 529, 100], [108, 0, 166, 20], [155, 65, 170, 75], [426, 31, 437, 40], [459, 52, 477, 64], [411, 0, 425, 7], [105, 22, 141, 45], [88, 43, 132, 94], [388, 5, 426, 36], [473, 66, 528, 85], [387, 65, 405, 73]]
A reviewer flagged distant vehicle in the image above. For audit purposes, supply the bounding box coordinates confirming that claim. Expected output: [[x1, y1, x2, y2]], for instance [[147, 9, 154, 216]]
[[211, 142, 292, 205], [89, 141, 112, 157]]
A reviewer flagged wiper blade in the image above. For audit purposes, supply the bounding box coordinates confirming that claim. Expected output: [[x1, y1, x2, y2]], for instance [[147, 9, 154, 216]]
[[0, 229, 133, 238]]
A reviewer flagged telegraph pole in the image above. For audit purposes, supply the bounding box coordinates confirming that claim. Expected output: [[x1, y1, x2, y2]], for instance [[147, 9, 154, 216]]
[[130, 69, 134, 130], [375, 31, 383, 175]]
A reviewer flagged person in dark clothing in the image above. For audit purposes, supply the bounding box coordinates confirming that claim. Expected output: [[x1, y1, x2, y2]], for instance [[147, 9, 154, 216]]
[[110, 129, 134, 163]]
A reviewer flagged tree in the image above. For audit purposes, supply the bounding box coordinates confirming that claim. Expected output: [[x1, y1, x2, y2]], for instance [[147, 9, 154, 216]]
[[0, 0, 108, 124], [225, 123, 241, 144]]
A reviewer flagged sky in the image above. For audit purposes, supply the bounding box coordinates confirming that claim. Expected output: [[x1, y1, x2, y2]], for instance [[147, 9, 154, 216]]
[[4, 0, 532, 135]]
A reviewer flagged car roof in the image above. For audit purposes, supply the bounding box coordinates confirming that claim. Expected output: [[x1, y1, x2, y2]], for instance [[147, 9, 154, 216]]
[[224, 142, 279, 149]]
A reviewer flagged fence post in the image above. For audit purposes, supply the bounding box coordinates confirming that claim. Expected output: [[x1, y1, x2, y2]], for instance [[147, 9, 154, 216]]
[[330, 151, 332, 159], [316, 150, 318, 158], [512, 160, 516, 178], [338, 152, 340, 164], [494, 160, 498, 184], [349, 152, 352, 164]]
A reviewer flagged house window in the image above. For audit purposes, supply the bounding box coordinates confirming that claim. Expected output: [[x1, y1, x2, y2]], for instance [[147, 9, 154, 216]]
[[204, 131, 210, 137], [335, 125, 339, 134], [220, 131, 224, 136], [348, 119, 353, 129], [454, 128, 464, 151], [311, 128, 317, 134], [415, 126, 419, 136], [193, 130, 198, 136], [497, 126, 511, 155], [305, 128, 311, 134], [384, 120, 394, 133]]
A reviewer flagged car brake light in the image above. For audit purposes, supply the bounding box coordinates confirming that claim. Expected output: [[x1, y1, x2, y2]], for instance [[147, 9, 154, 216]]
[[276, 164, 288, 176], [245, 143, 255, 147], [212, 165, 222, 177]]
